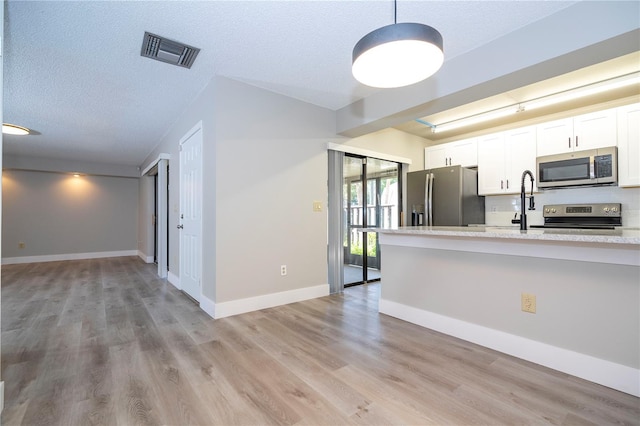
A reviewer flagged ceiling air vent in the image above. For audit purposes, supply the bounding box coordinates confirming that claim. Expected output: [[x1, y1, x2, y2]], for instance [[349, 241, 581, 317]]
[[141, 32, 200, 69]]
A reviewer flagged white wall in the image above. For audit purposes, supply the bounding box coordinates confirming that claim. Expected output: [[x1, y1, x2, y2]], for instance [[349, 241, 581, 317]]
[[2, 170, 138, 260]]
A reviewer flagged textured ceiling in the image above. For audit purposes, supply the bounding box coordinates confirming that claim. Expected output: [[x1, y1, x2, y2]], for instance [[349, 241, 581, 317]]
[[3, 0, 579, 166]]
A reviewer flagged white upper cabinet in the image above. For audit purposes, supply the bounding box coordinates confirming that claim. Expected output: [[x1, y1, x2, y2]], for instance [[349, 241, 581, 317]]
[[425, 138, 477, 169], [477, 133, 506, 195], [536, 108, 617, 156], [424, 144, 447, 169], [478, 126, 536, 195], [617, 103, 640, 187]]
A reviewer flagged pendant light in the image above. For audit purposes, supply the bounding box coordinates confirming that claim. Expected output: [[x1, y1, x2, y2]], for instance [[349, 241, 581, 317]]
[[2, 123, 30, 135], [352, 0, 443, 88]]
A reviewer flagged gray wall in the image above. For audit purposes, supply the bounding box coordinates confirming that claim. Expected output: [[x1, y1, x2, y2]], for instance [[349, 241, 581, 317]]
[[338, 127, 428, 171], [214, 77, 338, 302], [137, 175, 155, 261], [3, 154, 140, 177], [382, 244, 639, 368], [2, 170, 138, 258], [140, 75, 429, 306], [140, 74, 217, 298], [141, 75, 342, 303]]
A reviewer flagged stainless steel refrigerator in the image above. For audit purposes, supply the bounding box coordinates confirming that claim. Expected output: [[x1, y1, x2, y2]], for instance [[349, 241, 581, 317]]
[[406, 166, 485, 226]]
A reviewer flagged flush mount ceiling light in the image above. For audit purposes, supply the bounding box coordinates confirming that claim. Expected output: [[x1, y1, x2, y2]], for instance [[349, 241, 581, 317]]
[[428, 71, 640, 133], [2, 123, 30, 135], [352, 0, 443, 88]]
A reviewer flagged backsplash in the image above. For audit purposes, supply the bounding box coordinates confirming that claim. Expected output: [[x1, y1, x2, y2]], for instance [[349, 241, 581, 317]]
[[484, 186, 640, 228]]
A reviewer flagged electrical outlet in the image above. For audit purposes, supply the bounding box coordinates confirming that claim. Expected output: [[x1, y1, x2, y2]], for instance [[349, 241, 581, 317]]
[[280, 265, 287, 276], [18, 242, 25, 249], [521, 293, 536, 313]]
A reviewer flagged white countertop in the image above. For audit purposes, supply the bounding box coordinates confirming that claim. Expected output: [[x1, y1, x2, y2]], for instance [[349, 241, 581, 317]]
[[364, 226, 640, 245]]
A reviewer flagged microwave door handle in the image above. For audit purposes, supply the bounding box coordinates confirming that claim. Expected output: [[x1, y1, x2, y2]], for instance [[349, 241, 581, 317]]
[[590, 156, 596, 179]]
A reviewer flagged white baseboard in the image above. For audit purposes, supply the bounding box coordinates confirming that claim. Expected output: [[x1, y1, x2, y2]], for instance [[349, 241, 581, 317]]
[[214, 284, 329, 319], [167, 271, 180, 290], [137, 251, 154, 263], [380, 299, 640, 397], [1, 250, 138, 265], [200, 294, 215, 319]]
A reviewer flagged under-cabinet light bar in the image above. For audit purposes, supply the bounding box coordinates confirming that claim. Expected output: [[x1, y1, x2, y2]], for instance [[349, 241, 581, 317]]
[[431, 72, 640, 134], [521, 72, 640, 111], [432, 106, 519, 133]]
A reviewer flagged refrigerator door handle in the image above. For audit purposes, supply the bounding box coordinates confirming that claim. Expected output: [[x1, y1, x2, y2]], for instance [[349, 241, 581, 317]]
[[424, 174, 430, 226], [428, 173, 434, 226]]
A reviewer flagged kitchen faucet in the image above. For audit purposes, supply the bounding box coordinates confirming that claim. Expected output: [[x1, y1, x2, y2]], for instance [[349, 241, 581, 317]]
[[512, 170, 535, 230]]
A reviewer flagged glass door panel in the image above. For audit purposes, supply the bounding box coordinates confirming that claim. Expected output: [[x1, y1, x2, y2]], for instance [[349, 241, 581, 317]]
[[342, 155, 400, 286], [343, 156, 365, 285], [365, 158, 399, 281]]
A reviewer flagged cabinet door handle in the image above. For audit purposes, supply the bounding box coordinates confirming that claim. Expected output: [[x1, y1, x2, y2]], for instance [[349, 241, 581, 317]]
[[568, 137, 571, 148], [506, 179, 509, 189], [576, 136, 579, 147], [501, 180, 504, 189]]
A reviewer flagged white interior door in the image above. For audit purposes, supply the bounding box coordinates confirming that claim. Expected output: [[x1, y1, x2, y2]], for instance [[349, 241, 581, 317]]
[[179, 123, 203, 302]]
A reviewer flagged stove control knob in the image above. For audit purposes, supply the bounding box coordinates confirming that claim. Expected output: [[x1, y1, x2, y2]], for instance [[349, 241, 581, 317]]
[[545, 208, 550, 213], [551, 208, 556, 213], [612, 207, 618, 212], [604, 207, 610, 213]]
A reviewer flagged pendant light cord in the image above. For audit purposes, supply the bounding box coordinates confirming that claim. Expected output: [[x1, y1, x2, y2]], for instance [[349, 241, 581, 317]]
[[394, 0, 397, 24]]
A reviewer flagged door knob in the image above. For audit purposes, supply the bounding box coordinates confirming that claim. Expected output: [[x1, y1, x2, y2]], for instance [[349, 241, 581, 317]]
[[177, 224, 184, 229]]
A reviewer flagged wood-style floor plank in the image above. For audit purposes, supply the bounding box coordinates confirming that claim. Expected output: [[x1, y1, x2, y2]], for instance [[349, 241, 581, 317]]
[[2, 257, 639, 425]]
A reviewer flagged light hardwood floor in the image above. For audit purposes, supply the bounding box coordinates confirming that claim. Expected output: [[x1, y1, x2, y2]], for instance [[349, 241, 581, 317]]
[[1, 257, 638, 425]]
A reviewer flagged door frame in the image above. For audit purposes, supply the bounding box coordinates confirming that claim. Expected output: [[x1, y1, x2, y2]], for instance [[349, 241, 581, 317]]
[[141, 153, 170, 278], [327, 143, 411, 293]]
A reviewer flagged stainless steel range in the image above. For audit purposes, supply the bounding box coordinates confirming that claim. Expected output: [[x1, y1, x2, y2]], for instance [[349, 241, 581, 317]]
[[531, 203, 622, 230]]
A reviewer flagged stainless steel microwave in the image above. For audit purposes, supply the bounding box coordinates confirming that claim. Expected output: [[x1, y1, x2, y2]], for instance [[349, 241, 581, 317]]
[[536, 146, 617, 189]]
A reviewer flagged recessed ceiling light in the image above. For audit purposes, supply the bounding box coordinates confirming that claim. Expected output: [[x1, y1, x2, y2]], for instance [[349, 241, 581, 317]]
[[2, 123, 30, 135]]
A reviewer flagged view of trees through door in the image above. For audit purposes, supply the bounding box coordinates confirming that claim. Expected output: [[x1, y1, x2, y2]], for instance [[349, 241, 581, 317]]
[[343, 155, 400, 286]]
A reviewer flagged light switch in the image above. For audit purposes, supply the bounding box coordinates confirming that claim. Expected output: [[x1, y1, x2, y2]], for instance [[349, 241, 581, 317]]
[[313, 201, 322, 212]]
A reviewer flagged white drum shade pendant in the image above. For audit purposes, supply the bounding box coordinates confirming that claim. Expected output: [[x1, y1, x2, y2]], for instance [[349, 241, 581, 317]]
[[2, 123, 30, 135], [352, 5, 444, 88]]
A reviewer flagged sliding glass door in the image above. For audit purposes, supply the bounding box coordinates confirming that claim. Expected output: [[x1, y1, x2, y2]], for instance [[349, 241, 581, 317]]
[[343, 155, 400, 286]]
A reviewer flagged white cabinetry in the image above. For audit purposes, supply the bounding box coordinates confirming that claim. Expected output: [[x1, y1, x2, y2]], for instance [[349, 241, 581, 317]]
[[617, 103, 640, 187], [478, 126, 537, 195], [536, 108, 617, 156], [425, 138, 477, 169]]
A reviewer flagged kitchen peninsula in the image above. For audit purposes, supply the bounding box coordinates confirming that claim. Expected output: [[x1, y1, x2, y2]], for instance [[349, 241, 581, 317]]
[[371, 226, 640, 397]]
